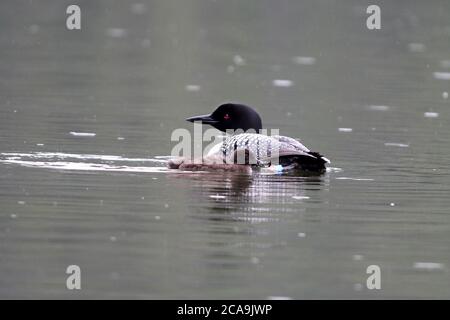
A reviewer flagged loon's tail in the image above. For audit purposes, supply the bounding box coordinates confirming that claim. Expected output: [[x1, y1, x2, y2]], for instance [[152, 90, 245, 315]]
[[279, 152, 330, 172]]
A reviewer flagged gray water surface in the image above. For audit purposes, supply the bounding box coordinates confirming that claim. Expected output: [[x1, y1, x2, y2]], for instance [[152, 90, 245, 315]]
[[1, 0, 450, 299]]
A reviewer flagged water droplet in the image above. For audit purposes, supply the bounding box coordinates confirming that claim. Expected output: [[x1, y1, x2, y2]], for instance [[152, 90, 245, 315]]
[[336, 177, 374, 181], [272, 79, 293, 87], [408, 43, 426, 53], [424, 112, 439, 118], [384, 142, 409, 148], [233, 55, 245, 66], [70, 132, 96, 137], [106, 28, 127, 38], [292, 56, 316, 65], [185, 85, 201, 92], [209, 194, 226, 199], [368, 105, 390, 111], [413, 262, 444, 271], [292, 196, 310, 200], [433, 72, 450, 80]]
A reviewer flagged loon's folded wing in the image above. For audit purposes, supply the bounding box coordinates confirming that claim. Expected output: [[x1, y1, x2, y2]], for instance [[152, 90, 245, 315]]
[[272, 135, 310, 152], [271, 135, 314, 158], [273, 135, 330, 164], [220, 133, 330, 167]]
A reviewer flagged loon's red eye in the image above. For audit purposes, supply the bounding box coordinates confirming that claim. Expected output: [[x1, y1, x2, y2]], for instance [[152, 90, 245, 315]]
[[224, 114, 231, 120]]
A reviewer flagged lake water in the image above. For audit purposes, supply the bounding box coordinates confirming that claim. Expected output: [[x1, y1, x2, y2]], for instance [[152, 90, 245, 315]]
[[1, 0, 449, 299]]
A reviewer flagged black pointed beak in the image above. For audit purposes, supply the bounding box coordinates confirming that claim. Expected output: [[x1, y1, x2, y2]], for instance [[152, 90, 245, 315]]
[[186, 114, 218, 124]]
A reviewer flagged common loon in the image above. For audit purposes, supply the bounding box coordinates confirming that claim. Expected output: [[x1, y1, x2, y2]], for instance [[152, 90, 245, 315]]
[[168, 103, 330, 173]]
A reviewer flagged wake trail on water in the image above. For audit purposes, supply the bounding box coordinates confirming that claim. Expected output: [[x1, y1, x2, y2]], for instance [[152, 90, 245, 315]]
[[0, 152, 173, 173], [0, 152, 343, 175]]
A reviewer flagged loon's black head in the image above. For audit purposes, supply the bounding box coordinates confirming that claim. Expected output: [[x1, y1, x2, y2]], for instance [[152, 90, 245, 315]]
[[186, 103, 263, 132]]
